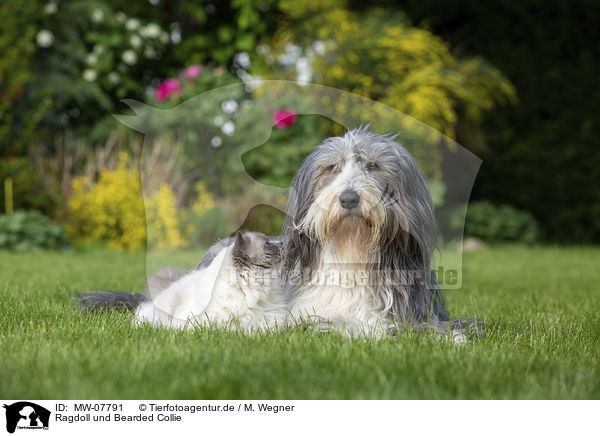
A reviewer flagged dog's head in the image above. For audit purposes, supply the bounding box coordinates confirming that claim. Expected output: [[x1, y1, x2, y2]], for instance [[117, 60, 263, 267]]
[[284, 127, 436, 270]]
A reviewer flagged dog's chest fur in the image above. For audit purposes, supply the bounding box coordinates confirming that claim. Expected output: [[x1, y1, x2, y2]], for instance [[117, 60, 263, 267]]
[[288, 242, 392, 327]]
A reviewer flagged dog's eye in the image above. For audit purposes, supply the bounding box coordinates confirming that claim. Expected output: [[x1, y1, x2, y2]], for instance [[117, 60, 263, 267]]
[[366, 162, 379, 171], [324, 164, 337, 173]]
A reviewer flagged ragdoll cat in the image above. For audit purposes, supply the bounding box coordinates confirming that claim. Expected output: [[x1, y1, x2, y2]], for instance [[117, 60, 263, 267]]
[[79, 232, 288, 332], [135, 231, 288, 331]]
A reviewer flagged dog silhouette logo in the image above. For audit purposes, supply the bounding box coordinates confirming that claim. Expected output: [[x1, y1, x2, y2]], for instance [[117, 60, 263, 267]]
[[3, 402, 50, 433]]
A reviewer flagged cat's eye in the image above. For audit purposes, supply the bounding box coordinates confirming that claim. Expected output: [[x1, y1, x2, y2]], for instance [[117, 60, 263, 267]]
[[366, 161, 379, 171]]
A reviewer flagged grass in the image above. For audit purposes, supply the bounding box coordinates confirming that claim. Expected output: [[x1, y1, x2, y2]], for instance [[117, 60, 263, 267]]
[[1, 245, 599, 399]]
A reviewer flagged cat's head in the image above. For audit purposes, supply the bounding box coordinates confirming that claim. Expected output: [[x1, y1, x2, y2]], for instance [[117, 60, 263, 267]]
[[231, 231, 283, 270]]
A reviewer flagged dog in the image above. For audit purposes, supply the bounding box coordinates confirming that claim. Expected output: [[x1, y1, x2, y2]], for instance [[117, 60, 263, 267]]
[[280, 126, 461, 338]]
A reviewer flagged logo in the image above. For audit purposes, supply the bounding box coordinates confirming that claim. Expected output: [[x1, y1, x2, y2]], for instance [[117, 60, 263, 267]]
[[3, 402, 50, 434]]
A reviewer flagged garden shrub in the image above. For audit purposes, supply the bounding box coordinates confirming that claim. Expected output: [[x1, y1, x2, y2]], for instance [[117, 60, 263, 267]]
[[400, 0, 600, 243], [465, 201, 540, 243], [67, 153, 203, 251], [0, 157, 63, 217], [180, 181, 227, 247], [145, 183, 187, 251], [182, 205, 229, 248], [67, 153, 146, 251], [259, 0, 516, 141], [0, 1, 43, 155], [0, 210, 68, 251], [26, 1, 172, 138]]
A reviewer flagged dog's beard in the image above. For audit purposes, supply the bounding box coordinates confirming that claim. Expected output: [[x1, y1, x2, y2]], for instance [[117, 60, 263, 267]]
[[329, 215, 374, 264], [299, 184, 387, 265]]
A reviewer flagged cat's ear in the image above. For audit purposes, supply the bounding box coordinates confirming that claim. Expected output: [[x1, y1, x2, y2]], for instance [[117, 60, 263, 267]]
[[232, 232, 248, 258]]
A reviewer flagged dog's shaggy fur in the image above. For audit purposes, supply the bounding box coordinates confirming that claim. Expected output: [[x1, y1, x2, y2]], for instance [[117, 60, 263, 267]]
[[281, 127, 449, 336]]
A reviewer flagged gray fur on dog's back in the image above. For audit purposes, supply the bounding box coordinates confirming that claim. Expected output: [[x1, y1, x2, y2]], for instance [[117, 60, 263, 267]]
[[77, 290, 148, 311]]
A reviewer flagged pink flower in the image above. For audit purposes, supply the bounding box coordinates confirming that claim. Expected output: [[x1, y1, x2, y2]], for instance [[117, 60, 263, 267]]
[[155, 78, 181, 101], [273, 109, 297, 129], [182, 64, 202, 78]]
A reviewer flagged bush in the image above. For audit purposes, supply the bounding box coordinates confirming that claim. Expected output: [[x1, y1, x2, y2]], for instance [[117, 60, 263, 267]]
[[67, 153, 146, 251], [182, 205, 230, 248], [139, 62, 325, 202], [400, 0, 600, 243], [27, 1, 172, 138], [67, 153, 192, 251], [0, 210, 68, 251], [259, 1, 516, 140], [145, 183, 187, 251], [0, 157, 63, 218], [0, 1, 43, 155], [465, 201, 540, 244]]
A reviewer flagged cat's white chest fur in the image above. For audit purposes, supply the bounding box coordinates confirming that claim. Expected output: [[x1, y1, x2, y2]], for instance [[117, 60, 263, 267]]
[[134, 245, 287, 331]]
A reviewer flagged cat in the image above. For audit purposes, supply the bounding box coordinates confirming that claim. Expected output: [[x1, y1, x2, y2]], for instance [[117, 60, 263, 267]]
[[79, 231, 288, 332]]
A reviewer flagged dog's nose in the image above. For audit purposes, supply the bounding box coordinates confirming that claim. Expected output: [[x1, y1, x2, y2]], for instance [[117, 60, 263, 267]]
[[339, 189, 360, 210]]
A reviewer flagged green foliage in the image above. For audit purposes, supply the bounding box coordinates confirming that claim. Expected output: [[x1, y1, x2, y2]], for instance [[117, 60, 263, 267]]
[[0, 1, 48, 155], [238, 205, 286, 237], [0, 158, 63, 217], [143, 66, 325, 195], [66, 154, 147, 251], [30, 1, 172, 138], [1, 0, 282, 151], [7, 0, 594, 244], [177, 0, 280, 66], [140, 65, 248, 197], [465, 201, 540, 244], [9, 0, 282, 141], [240, 113, 331, 189], [399, 0, 600, 242], [182, 205, 230, 247], [259, 0, 516, 140], [427, 180, 446, 207], [0, 210, 69, 251], [151, 66, 240, 107]]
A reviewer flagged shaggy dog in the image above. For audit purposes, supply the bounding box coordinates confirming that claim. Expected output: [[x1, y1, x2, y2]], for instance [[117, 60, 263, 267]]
[[280, 127, 458, 338]]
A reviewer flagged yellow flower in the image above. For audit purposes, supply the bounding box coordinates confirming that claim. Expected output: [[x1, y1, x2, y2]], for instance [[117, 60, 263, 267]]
[[145, 183, 188, 250], [67, 153, 146, 251]]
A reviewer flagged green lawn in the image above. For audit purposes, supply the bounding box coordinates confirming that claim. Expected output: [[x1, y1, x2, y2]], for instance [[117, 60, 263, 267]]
[[1, 246, 598, 399]]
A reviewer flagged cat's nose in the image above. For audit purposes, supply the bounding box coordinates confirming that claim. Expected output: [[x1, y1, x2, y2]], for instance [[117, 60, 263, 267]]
[[339, 189, 360, 210]]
